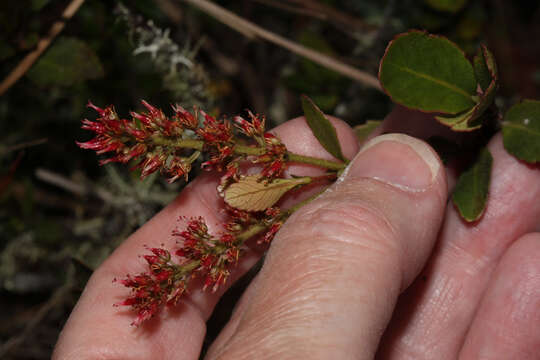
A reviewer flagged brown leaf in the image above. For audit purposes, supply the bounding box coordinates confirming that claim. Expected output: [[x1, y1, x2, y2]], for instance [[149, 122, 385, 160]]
[[224, 176, 311, 211]]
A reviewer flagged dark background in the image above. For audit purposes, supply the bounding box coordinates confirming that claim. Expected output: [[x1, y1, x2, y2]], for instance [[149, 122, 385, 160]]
[[1, 0, 539, 358]]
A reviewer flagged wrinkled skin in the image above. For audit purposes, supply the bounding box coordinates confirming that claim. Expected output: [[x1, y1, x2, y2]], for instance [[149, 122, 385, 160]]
[[54, 107, 540, 360]]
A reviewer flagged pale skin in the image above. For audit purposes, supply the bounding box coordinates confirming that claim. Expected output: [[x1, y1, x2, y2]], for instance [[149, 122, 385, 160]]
[[53, 107, 540, 359]]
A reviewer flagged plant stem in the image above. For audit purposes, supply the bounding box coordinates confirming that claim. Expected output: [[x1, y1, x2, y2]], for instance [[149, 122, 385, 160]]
[[287, 153, 345, 170], [237, 223, 268, 242], [182, 0, 382, 91], [153, 137, 346, 171], [0, 0, 86, 95]]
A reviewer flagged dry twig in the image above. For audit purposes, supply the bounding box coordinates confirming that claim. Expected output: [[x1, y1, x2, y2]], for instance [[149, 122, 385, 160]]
[[0, 0, 86, 96], [181, 0, 382, 91], [252, 0, 377, 34]]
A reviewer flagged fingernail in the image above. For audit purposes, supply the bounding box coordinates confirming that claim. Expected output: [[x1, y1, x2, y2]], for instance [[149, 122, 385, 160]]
[[344, 133, 440, 191]]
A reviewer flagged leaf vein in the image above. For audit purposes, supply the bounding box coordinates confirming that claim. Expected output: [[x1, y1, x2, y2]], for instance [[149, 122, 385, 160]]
[[386, 62, 474, 99]]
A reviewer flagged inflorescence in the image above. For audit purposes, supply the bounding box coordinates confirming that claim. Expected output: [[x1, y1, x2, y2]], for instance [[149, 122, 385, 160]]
[[78, 100, 340, 325]]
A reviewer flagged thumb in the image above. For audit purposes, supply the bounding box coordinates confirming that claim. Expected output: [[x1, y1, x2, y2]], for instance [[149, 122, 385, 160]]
[[207, 134, 447, 359]]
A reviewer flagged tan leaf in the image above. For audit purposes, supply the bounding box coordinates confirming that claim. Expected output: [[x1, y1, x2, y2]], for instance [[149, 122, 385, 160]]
[[224, 175, 311, 211]]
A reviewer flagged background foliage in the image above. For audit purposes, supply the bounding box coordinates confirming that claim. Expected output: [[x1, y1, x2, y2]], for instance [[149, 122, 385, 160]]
[[1, 0, 540, 358]]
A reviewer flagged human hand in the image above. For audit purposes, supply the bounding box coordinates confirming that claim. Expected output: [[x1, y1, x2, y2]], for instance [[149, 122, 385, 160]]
[[53, 108, 540, 359]]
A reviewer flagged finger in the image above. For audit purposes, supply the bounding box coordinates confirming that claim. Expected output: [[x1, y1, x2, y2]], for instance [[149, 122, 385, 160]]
[[206, 134, 447, 359], [459, 233, 540, 359], [52, 117, 359, 360], [378, 134, 540, 359]]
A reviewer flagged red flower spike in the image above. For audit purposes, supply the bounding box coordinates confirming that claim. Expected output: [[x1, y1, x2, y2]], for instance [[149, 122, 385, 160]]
[[197, 111, 233, 144], [220, 233, 235, 244], [115, 297, 138, 307], [88, 102, 300, 326], [86, 101, 106, 117], [165, 157, 191, 183], [247, 110, 265, 134], [137, 153, 166, 178], [167, 284, 186, 305], [233, 111, 266, 138], [130, 111, 152, 127], [261, 222, 283, 244], [154, 270, 172, 282], [175, 249, 186, 257], [144, 255, 161, 265], [261, 159, 285, 179], [201, 255, 215, 268], [265, 207, 281, 218], [173, 104, 199, 129]]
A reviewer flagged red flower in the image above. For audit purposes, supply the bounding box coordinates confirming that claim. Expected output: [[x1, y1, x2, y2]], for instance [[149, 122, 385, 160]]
[[233, 110, 265, 137], [173, 104, 199, 129], [196, 111, 233, 144], [261, 222, 282, 244]]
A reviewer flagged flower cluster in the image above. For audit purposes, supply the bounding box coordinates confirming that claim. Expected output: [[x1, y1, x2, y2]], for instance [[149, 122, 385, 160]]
[[78, 101, 199, 182], [114, 247, 186, 326], [173, 217, 241, 291], [196, 110, 234, 171], [115, 205, 286, 325], [234, 111, 287, 179], [79, 100, 344, 326], [78, 101, 289, 185]]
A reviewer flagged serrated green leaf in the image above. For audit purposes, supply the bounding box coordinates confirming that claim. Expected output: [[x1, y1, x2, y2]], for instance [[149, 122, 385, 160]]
[[301, 95, 346, 162], [425, 0, 468, 13], [502, 100, 540, 163], [379, 30, 476, 115], [27, 37, 104, 87], [473, 45, 497, 91], [224, 176, 311, 211], [353, 120, 381, 142], [452, 147, 492, 222]]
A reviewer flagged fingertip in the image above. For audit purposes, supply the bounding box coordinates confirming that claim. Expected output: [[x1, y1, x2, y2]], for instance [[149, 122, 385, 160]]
[[209, 133, 448, 359], [460, 232, 540, 359]]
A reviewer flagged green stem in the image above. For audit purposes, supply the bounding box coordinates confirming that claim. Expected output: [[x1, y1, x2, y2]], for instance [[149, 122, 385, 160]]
[[236, 223, 268, 242], [152, 137, 346, 171], [287, 153, 345, 170]]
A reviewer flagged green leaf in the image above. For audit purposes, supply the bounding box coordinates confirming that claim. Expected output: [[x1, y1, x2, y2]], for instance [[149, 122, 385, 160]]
[[379, 30, 477, 115], [224, 176, 311, 211], [301, 95, 347, 161], [502, 100, 540, 163], [27, 37, 104, 87], [353, 120, 381, 142], [436, 45, 498, 132], [435, 78, 496, 131], [473, 45, 497, 91], [452, 147, 493, 222], [424, 0, 468, 13]]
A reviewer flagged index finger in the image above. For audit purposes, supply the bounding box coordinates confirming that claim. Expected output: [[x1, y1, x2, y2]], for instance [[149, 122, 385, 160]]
[[52, 116, 359, 360]]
